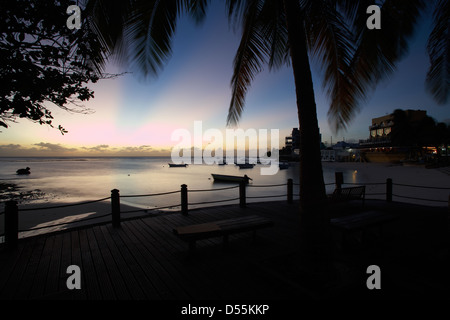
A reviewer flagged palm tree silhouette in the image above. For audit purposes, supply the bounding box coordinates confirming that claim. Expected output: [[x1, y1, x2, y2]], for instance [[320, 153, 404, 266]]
[[85, 0, 448, 267]]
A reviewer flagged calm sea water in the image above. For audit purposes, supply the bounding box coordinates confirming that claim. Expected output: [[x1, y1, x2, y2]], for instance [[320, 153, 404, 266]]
[[0, 156, 353, 209], [1, 157, 448, 209]]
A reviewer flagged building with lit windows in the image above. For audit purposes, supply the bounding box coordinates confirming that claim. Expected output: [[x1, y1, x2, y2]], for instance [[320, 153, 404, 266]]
[[360, 109, 427, 147]]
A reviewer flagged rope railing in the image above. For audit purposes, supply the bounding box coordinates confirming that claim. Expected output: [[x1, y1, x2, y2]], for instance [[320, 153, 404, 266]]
[[121, 190, 180, 198], [121, 203, 182, 214], [392, 194, 448, 203], [247, 183, 287, 188], [343, 182, 386, 185], [247, 194, 286, 199], [188, 185, 240, 192], [1, 173, 449, 248], [392, 183, 450, 190], [188, 197, 240, 206]]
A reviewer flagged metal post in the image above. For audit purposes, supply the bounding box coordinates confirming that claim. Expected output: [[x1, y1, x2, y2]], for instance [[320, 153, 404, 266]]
[[5, 201, 18, 249], [181, 184, 188, 215], [335, 172, 343, 190], [287, 179, 293, 203], [386, 178, 393, 202], [111, 189, 121, 228], [239, 181, 246, 208]]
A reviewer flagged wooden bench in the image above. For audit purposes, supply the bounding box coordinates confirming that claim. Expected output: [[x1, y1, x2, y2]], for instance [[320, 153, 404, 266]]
[[173, 215, 274, 255], [330, 210, 398, 250], [329, 186, 366, 207]]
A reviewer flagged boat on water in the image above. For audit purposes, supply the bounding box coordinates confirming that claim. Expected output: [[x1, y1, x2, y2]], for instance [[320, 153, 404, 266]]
[[168, 163, 188, 167], [211, 174, 252, 183], [16, 167, 31, 175], [235, 163, 255, 169]]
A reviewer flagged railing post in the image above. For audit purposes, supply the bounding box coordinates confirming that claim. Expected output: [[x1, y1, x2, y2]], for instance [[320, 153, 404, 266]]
[[239, 181, 246, 208], [448, 193, 450, 213], [5, 201, 18, 249], [287, 179, 293, 203], [111, 189, 121, 228], [386, 178, 393, 202], [335, 172, 343, 190], [181, 184, 188, 215]]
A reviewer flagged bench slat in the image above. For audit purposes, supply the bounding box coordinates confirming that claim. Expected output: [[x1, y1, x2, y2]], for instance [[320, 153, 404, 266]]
[[175, 222, 220, 235], [331, 211, 397, 231], [173, 215, 274, 242]]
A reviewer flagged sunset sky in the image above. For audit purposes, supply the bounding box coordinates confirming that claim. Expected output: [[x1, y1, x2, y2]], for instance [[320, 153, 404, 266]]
[[1, 2, 449, 157]]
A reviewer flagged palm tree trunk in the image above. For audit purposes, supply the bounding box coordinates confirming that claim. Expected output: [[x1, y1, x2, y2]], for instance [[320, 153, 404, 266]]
[[283, 0, 331, 273]]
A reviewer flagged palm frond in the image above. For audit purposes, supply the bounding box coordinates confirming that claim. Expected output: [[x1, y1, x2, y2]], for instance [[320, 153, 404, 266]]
[[426, 0, 450, 105], [350, 0, 425, 83], [227, 0, 269, 126], [226, 0, 248, 26], [331, 0, 425, 132], [188, 0, 211, 24], [305, 0, 362, 132], [84, 0, 135, 68], [124, 0, 185, 78], [258, 0, 289, 71]]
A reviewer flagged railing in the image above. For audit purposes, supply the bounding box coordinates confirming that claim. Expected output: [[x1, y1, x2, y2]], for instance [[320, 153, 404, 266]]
[[1, 174, 449, 249]]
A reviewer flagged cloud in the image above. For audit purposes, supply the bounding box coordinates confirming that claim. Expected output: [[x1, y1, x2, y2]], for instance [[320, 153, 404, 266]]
[[118, 145, 154, 153], [81, 145, 110, 152], [34, 142, 78, 152], [0, 142, 169, 157], [0, 144, 23, 151]]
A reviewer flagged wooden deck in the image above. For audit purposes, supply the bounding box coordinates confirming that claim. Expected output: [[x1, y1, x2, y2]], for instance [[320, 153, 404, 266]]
[[0, 200, 307, 300], [0, 200, 449, 301]]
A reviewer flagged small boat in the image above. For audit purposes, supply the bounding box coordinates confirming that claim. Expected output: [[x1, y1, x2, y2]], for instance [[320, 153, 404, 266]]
[[235, 163, 255, 169], [168, 163, 188, 167], [211, 174, 252, 183], [279, 161, 289, 169], [16, 167, 31, 175]]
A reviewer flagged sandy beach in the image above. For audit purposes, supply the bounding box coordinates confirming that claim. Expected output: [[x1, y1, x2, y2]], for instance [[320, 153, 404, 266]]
[[0, 200, 159, 239]]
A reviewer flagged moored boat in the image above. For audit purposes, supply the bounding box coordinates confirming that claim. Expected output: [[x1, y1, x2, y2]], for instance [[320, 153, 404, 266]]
[[235, 163, 255, 169], [168, 163, 188, 167], [211, 174, 252, 183], [16, 167, 31, 175]]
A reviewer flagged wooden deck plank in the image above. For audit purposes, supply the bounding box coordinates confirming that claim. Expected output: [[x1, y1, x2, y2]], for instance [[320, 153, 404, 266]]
[[58, 232, 72, 294], [91, 225, 131, 299], [44, 233, 63, 297], [140, 214, 225, 298], [78, 228, 102, 300], [14, 237, 46, 299], [70, 230, 87, 299], [99, 225, 146, 300], [126, 218, 193, 299], [119, 220, 174, 299], [149, 210, 277, 299], [106, 224, 163, 300], [0, 243, 26, 297], [85, 227, 116, 299], [29, 235, 55, 299]]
